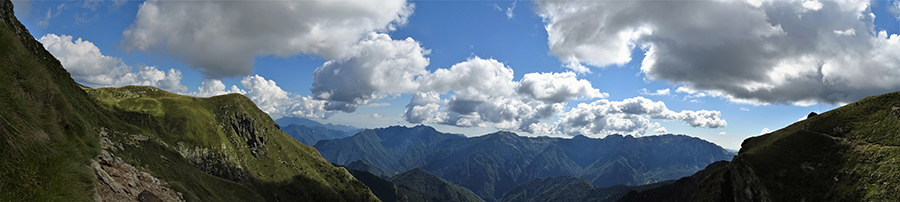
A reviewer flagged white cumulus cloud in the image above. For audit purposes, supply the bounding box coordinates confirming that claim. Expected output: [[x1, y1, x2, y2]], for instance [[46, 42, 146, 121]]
[[420, 57, 517, 101], [311, 33, 430, 111], [537, 0, 900, 106], [239, 75, 334, 120], [556, 96, 727, 136], [404, 91, 447, 124], [39, 33, 187, 93], [654, 127, 668, 133], [402, 57, 605, 133], [191, 79, 245, 97], [122, 0, 414, 78], [518, 72, 608, 103]]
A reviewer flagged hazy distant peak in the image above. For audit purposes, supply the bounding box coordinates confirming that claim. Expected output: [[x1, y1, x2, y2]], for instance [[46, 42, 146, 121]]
[[275, 117, 361, 132]]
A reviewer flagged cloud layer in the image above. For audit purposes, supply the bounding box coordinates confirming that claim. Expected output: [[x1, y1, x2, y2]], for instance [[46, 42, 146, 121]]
[[557, 97, 726, 136], [400, 57, 564, 132], [39, 34, 187, 93], [388, 57, 725, 136], [538, 0, 900, 105], [122, 0, 413, 78]]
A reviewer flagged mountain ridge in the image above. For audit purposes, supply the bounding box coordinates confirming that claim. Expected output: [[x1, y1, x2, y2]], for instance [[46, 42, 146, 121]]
[[311, 126, 734, 201], [390, 168, 486, 202], [276, 117, 361, 132], [618, 90, 900, 201], [281, 124, 355, 146]]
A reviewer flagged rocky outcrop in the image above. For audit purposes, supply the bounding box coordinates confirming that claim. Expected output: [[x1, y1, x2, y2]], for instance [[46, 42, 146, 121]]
[[177, 144, 251, 186], [92, 150, 183, 202], [93, 128, 182, 202], [727, 164, 772, 202], [226, 112, 268, 158]]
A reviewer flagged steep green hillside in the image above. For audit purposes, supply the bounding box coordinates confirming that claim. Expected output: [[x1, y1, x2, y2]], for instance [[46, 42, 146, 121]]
[[390, 168, 485, 202], [0, 1, 378, 201], [619, 91, 900, 201], [86, 86, 378, 201], [1, 1, 106, 200]]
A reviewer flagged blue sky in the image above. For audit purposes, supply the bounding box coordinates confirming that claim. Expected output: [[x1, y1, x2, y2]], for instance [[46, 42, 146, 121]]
[[13, 0, 900, 150]]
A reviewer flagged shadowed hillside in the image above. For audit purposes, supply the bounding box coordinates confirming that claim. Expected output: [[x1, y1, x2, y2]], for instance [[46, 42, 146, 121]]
[[619, 91, 900, 201], [501, 175, 674, 202], [338, 160, 484, 202], [390, 168, 485, 202]]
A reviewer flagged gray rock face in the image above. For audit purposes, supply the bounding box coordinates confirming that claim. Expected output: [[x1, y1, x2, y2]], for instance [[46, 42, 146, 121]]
[[137, 190, 163, 202], [729, 164, 772, 202], [93, 160, 126, 194], [227, 113, 268, 158]]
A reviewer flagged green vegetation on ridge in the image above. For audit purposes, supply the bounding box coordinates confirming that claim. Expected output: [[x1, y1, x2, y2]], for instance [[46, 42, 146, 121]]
[[620, 90, 900, 201]]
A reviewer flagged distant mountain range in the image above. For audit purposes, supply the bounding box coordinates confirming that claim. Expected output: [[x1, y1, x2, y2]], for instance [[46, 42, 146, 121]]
[[310, 125, 735, 201], [276, 117, 362, 132], [314, 125, 467, 175], [280, 124, 355, 146], [276, 117, 365, 146]]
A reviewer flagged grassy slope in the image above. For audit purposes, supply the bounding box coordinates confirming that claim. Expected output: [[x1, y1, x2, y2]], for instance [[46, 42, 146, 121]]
[[0, 1, 378, 201], [684, 91, 900, 201], [0, 2, 103, 199], [87, 86, 379, 201]]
